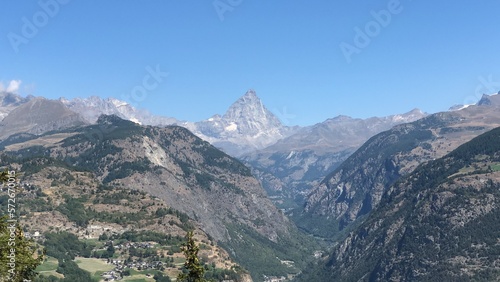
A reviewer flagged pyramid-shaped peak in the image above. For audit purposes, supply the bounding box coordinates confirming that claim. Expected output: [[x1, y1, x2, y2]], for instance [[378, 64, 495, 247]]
[[225, 90, 268, 118], [477, 93, 500, 106], [244, 89, 257, 97], [221, 89, 283, 131], [236, 89, 260, 103]]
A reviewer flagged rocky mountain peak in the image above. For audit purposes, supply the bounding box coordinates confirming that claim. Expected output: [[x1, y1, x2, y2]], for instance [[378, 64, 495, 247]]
[[222, 89, 282, 128], [0, 92, 33, 120], [242, 88, 258, 99], [0, 97, 87, 140], [183, 89, 296, 156], [96, 114, 132, 125], [0, 91, 30, 106], [477, 93, 500, 106], [390, 108, 426, 122], [60, 96, 177, 126]]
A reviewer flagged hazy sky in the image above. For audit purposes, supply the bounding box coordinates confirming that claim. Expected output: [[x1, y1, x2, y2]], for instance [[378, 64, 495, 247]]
[[1, 1, 500, 126]]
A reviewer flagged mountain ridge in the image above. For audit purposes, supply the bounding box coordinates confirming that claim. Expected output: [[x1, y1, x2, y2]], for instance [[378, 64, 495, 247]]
[[0, 114, 316, 280], [0, 97, 87, 140], [296, 125, 500, 281], [241, 108, 427, 215], [301, 96, 500, 237], [0, 90, 431, 159]]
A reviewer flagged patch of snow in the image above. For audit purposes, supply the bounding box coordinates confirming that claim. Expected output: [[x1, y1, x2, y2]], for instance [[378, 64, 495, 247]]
[[225, 122, 238, 131], [130, 118, 142, 125], [452, 104, 472, 111], [392, 115, 404, 122], [109, 98, 128, 108]]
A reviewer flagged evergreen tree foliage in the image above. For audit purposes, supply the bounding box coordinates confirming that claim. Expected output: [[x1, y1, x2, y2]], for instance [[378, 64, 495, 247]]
[[177, 231, 207, 282]]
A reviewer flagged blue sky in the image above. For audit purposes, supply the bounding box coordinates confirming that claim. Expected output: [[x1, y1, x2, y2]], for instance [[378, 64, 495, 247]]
[[1, 1, 500, 126]]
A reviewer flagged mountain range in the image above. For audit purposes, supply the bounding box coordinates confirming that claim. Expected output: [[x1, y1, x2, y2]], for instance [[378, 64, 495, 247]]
[[296, 117, 500, 281], [300, 93, 500, 237], [0, 114, 315, 280], [0, 89, 425, 157], [241, 108, 426, 210], [2, 88, 500, 281]]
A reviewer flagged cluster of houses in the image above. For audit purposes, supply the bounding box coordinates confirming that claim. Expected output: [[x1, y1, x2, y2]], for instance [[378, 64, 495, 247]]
[[23, 230, 43, 240], [101, 270, 121, 281], [107, 258, 163, 271], [101, 259, 164, 281], [114, 241, 155, 250], [263, 275, 287, 282]]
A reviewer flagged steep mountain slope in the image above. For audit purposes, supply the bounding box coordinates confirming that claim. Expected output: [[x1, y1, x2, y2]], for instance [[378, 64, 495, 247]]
[[0, 162, 251, 281], [302, 95, 500, 237], [1, 115, 316, 281], [477, 92, 500, 106], [183, 90, 298, 156], [0, 91, 33, 120], [0, 97, 87, 140], [296, 126, 500, 282], [60, 96, 178, 125], [242, 109, 426, 210]]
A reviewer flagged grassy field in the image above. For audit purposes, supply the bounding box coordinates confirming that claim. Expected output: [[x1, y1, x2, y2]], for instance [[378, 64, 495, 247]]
[[39, 257, 175, 282], [490, 163, 500, 171], [75, 257, 115, 282], [36, 256, 64, 279], [36, 257, 59, 272], [75, 257, 115, 273], [122, 275, 155, 281]]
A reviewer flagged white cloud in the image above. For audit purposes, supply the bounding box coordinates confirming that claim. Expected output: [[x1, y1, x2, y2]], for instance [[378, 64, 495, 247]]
[[0, 82, 4, 92], [6, 80, 21, 93]]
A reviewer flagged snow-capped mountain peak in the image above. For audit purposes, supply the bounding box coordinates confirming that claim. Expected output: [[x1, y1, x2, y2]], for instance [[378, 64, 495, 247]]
[[183, 89, 297, 156], [222, 89, 283, 135], [59, 96, 177, 126]]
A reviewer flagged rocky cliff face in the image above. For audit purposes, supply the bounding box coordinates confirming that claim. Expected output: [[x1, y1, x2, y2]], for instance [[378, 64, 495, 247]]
[[303, 96, 500, 236], [296, 126, 500, 281], [47, 115, 290, 242]]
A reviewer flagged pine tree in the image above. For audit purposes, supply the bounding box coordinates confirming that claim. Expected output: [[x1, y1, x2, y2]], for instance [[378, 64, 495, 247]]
[[177, 231, 206, 282]]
